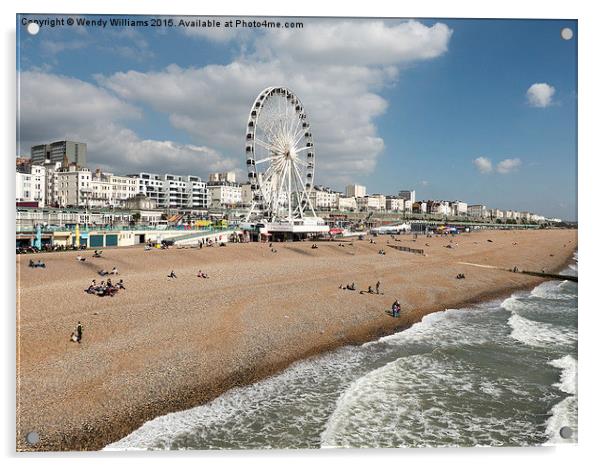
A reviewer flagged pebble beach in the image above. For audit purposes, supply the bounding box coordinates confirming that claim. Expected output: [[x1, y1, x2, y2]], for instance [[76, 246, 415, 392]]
[[16, 228, 577, 451]]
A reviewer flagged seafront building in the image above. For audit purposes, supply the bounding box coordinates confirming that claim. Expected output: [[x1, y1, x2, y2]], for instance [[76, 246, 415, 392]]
[[16, 165, 46, 207], [31, 140, 87, 167], [207, 183, 243, 209], [398, 190, 416, 204], [129, 172, 208, 210], [468, 204, 488, 218], [345, 184, 366, 198], [309, 186, 339, 210], [15, 144, 557, 232], [357, 194, 386, 212]]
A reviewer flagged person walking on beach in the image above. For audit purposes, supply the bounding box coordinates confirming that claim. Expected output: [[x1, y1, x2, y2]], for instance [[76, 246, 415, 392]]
[[76, 321, 83, 343], [376, 281, 381, 294]]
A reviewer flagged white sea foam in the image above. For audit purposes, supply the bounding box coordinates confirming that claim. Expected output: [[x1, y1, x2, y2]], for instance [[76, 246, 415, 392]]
[[545, 395, 578, 444], [530, 280, 565, 299], [371, 305, 499, 349], [549, 355, 577, 395], [507, 313, 576, 347], [106, 345, 363, 450], [320, 352, 543, 448]]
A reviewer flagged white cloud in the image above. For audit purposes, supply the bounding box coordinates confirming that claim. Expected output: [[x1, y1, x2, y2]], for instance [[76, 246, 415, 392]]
[[496, 158, 522, 174], [18, 71, 236, 176], [473, 156, 493, 174], [254, 20, 452, 66], [96, 20, 451, 185], [20, 20, 453, 185], [526, 82, 555, 108]]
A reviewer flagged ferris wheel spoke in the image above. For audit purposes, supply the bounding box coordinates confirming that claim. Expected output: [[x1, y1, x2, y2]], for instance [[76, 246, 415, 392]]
[[254, 137, 283, 154], [255, 156, 279, 165]]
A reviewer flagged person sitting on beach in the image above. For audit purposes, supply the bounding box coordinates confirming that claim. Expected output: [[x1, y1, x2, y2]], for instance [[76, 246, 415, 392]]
[[93, 250, 102, 258], [144, 245, 151, 251], [391, 300, 401, 317], [168, 270, 177, 279], [117, 279, 125, 290], [28, 259, 35, 268], [312, 244, 318, 249], [98, 269, 108, 276], [110, 266, 118, 275], [345, 282, 356, 291], [197, 270, 209, 279], [36, 260, 45, 268], [456, 273, 465, 279], [513, 266, 519, 273], [76, 255, 86, 262], [85, 279, 97, 294]]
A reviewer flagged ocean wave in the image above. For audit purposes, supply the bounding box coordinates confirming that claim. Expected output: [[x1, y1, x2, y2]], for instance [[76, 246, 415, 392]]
[[105, 345, 365, 450], [507, 313, 576, 347], [549, 355, 577, 395], [320, 352, 547, 448], [545, 395, 578, 444], [371, 305, 502, 349]]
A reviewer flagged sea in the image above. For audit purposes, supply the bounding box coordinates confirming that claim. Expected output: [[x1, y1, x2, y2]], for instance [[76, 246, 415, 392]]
[[106, 252, 578, 450]]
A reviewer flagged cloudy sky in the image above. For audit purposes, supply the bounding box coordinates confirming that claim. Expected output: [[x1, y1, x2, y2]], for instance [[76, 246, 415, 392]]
[[17, 16, 577, 219]]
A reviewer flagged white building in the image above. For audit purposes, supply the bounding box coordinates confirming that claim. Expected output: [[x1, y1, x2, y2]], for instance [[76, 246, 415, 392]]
[[55, 166, 93, 207], [468, 204, 488, 218], [451, 201, 468, 216], [428, 200, 451, 216], [398, 190, 416, 204], [208, 184, 242, 208], [42, 160, 62, 207], [345, 184, 366, 198], [358, 194, 386, 211], [310, 186, 339, 210], [337, 196, 357, 212], [491, 208, 504, 220], [385, 196, 404, 212], [208, 172, 236, 183], [16, 165, 46, 206], [130, 172, 208, 209]]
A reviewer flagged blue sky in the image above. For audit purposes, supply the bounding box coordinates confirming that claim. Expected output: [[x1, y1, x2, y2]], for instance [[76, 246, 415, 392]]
[[17, 16, 577, 219]]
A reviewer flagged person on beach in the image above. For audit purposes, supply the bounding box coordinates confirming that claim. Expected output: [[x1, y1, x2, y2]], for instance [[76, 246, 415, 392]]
[[75, 321, 83, 343], [391, 300, 401, 317], [110, 266, 118, 275], [117, 279, 125, 290], [376, 281, 381, 294], [76, 255, 86, 262], [197, 270, 208, 278], [168, 270, 177, 279]]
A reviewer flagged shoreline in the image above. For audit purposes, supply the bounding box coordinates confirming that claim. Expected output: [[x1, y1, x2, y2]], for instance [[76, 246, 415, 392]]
[[16, 229, 578, 451]]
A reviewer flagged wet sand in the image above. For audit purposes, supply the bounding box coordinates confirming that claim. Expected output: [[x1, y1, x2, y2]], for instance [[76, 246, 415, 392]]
[[16, 228, 577, 451]]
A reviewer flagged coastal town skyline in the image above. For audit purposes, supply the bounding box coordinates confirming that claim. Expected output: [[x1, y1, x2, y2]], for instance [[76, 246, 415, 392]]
[[17, 16, 577, 221]]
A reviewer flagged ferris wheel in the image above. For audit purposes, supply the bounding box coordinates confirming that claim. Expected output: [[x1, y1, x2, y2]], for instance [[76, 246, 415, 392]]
[[245, 87, 317, 222]]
